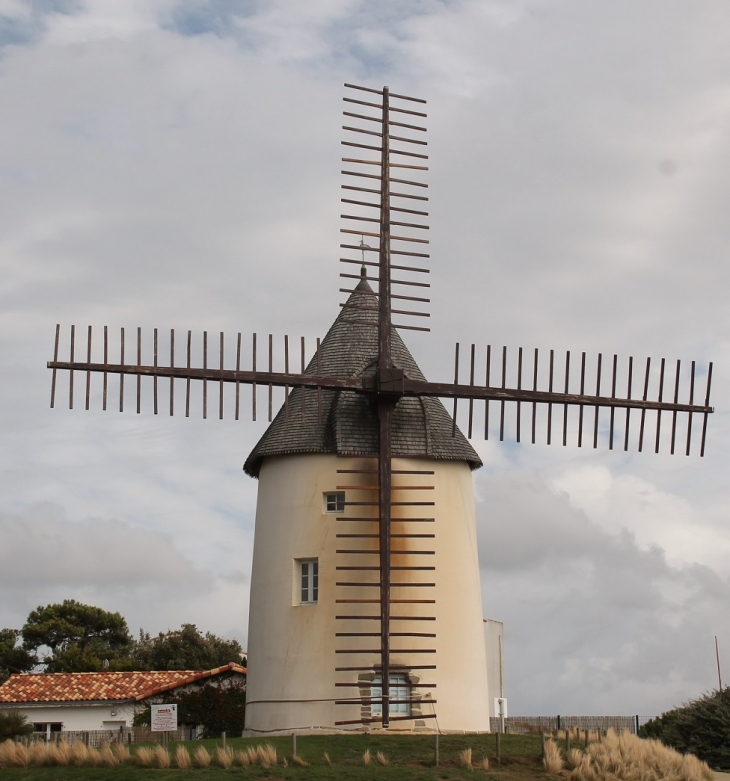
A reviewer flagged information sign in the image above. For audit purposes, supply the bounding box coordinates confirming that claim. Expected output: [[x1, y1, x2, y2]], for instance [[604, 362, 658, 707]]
[[151, 704, 178, 732]]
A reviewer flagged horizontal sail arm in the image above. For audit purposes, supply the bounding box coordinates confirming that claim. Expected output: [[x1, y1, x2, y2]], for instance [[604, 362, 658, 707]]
[[47, 360, 713, 414], [401, 379, 714, 414], [47, 361, 364, 392]]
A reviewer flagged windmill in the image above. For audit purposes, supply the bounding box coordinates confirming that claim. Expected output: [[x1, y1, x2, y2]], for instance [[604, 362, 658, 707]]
[[48, 83, 714, 731]]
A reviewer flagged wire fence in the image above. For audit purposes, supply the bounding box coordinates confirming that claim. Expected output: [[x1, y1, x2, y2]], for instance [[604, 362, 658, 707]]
[[29, 727, 197, 747], [490, 716, 644, 735]]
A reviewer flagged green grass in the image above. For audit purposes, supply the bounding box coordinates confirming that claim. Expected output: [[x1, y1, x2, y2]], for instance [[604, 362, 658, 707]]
[[2, 733, 553, 780]]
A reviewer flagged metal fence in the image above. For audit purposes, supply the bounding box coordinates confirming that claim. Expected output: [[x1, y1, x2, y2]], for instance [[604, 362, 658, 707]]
[[489, 716, 640, 735], [29, 727, 196, 747]]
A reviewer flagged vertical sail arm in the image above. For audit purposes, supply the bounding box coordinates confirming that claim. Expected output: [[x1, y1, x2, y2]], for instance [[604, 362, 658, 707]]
[[377, 85, 393, 729]]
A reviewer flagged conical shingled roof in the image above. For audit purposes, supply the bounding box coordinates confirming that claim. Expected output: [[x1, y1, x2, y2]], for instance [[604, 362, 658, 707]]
[[243, 273, 482, 477]]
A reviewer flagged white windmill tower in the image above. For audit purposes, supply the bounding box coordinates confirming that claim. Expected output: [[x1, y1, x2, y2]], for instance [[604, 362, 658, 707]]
[[242, 267, 490, 732], [47, 82, 714, 733]]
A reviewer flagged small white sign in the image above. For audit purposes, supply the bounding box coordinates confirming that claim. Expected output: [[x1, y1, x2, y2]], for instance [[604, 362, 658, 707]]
[[494, 697, 508, 718], [151, 704, 178, 732]]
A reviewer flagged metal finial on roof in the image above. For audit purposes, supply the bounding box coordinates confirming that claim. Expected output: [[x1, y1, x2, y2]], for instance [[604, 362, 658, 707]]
[[359, 235, 370, 277]]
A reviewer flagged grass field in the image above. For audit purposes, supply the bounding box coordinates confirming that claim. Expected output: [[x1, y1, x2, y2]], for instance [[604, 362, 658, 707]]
[[1, 732, 551, 781]]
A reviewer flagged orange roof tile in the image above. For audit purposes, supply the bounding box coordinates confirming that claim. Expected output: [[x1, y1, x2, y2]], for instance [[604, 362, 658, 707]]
[[0, 663, 246, 704]]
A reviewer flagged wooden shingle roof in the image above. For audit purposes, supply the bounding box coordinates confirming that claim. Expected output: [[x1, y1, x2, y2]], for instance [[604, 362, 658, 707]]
[[0, 663, 246, 704], [244, 273, 482, 477]]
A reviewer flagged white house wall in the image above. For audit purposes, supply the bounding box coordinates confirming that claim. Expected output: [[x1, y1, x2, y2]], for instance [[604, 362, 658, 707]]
[[4, 702, 136, 731], [245, 453, 490, 733]]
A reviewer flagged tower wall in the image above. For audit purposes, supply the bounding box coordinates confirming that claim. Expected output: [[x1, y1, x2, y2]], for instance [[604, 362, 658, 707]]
[[245, 453, 490, 733]]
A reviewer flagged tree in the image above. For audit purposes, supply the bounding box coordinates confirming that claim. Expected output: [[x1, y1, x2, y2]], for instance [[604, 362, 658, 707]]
[[21, 600, 133, 673], [131, 624, 244, 671], [0, 629, 36, 684], [135, 685, 246, 737], [640, 689, 730, 769], [0, 710, 33, 740]]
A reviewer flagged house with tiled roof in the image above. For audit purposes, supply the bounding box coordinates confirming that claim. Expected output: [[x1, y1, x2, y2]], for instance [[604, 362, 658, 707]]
[[0, 662, 246, 735]]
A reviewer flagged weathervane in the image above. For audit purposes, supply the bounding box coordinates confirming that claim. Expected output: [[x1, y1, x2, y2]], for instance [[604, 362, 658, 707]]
[[47, 83, 714, 728]]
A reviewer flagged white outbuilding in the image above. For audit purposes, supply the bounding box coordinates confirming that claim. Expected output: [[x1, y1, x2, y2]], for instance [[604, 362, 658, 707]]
[[0, 663, 246, 737]]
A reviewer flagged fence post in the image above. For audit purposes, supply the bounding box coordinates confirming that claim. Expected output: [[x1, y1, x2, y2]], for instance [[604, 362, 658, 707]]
[[635, 715, 639, 735], [557, 714, 561, 731], [541, 731, 546, 759], [434, 733, 439, 767], [566, 730, 571, 753], [496, 731, 501, 764], [222, 731, 226, 750], [291, 733, 296, 757]]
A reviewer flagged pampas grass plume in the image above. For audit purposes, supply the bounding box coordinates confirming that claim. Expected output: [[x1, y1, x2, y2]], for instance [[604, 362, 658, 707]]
[[175, 745, 191, 769], [236, 749, 250, 767], [152, 745, 170, 768], [478, 756, 490, 770], [543, 739, 564, 774], [256, 743, 276, 768], [70, 741, 92, 766], [376, 751, 389, 766], [363, 748, 372, 765], [215, 746, 234, 769], [324, 751, 331, 765], [458, 747, 473, 769], [292, 753, 309, 767], [54, 740, 72, 766], [112, 742, 131, 763], [99, 745, 118, 767], [135, 746, 155, 767], [566, 748, 583, 769], [194, 745, 212, 768]]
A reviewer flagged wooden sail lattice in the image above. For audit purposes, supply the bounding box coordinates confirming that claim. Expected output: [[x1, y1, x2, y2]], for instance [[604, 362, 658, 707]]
[[47, 83, 714, 729]]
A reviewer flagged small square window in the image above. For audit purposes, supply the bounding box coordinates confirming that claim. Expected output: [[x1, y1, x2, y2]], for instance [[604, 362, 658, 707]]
[[299, 559, 319, 604], [325, 492, 345, 513]]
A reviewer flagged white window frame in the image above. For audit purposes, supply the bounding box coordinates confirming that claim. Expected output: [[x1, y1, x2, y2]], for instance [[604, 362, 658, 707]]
[[298, 558, 319, 604], [324, 492, 345, 513], [371, 673, 410, 716]]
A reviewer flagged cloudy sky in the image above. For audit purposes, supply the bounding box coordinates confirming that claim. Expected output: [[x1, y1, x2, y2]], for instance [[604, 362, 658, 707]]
[[1, 0, 729, 719]]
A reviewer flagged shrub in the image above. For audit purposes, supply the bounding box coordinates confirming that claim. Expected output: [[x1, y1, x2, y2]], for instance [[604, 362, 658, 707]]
[[0, 710, 33, 740], [639, 709, 679, 740], [135, 682, 245, 737], [641, 689, 730, 769]]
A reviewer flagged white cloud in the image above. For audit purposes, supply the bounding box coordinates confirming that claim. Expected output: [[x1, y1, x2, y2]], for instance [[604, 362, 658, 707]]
[[0, 0, 728, 717], [477, 470, 730, 715], [0, 503, 249, 642]]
